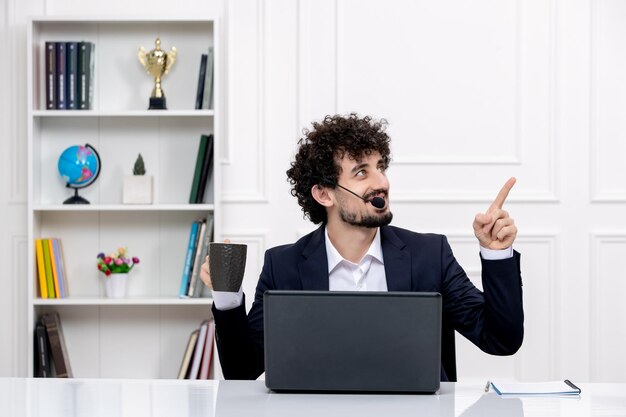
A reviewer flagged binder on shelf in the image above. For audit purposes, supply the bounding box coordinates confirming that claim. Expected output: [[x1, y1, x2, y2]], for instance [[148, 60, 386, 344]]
[[55, 42, 67, 109], [35, 239, 48, 298], [45, 42, 56, 110], [195, 54, 208, 109], [196, 134, 214, 204], [34, 319, 51, 378], [66, 42, 79, 109], [42, 312, 73, 378], [48, 239, 61, 299], [78, 41, 95, 110], [189, 135, 209, 204], [179, 221, 200, 297], [52, 239, 68, 298]]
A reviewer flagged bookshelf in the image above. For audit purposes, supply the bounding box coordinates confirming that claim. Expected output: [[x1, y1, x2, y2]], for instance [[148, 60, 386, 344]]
[[26, 17, 220, 378]]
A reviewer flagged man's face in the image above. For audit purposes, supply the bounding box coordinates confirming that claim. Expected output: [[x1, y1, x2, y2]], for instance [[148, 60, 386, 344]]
[[334, 151, 393, 228]]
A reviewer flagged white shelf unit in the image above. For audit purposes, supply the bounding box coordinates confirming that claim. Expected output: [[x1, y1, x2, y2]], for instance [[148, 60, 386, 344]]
[[26, 17, 221, 379]]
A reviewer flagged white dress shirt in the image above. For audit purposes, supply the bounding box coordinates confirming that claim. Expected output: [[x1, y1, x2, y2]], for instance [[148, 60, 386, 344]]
[[212, 227, 512, 310]]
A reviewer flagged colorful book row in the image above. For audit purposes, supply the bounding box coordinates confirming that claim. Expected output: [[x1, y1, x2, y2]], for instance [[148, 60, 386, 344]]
[[35, 238, 69, 299], [189, 133, 214, 204], [178, 319, 215, 379], [45, 41, 95, 110], [179, 215, 214, 298]]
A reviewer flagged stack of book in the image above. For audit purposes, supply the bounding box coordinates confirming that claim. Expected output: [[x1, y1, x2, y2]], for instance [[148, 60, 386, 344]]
[[194, 47, 214, 110], [179, 215, 214, 298], [45, 41, 95, 110], [34, 312, 73, 378], [178, 319, 216, 379], [35, 238, 69, 299], [189, 134, 214, 204]]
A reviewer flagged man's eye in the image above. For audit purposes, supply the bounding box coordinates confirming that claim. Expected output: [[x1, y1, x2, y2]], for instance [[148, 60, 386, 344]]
[[356, 170, 366, 177], [378, 166, 387, 173]]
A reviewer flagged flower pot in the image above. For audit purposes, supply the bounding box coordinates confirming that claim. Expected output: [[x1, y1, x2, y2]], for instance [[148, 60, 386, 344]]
[[123, 175, 153, 204], [105, 273, 128, 298]]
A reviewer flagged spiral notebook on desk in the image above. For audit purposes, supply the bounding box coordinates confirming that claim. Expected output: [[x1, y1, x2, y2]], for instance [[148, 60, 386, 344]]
[[488, 380, 581, 396]]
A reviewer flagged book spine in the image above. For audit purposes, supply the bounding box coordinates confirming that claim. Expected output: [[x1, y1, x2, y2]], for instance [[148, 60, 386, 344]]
[[193, 214, 213, 298], [56, 239, 69, 297], [189, 320, 208, 379], [179, 221, 199, 298], [42, 313, 73, 378], [35, 321, 51, 377], [35, 239, 48, 298], [52, 239, 65, 298], [178, 329, 199, 379], [201, 48, 214, 109], [78, 42, 94, 110], [187, 221, 207, 297], [48, 239, 61, 299], [45, 42, 56, 110], [196, 134, 214, 204], [41, 239, 55, 298], [198, 321, 215, 379], [66, 42, 79, 109], [195, 54, 207, 110], [189, 135, 208, 204], [55, 42, 67, 109], [87, 42, 95, 110]]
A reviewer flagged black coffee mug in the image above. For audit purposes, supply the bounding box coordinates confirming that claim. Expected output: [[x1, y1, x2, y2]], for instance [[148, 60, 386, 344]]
[[209, 242, 247, 292]]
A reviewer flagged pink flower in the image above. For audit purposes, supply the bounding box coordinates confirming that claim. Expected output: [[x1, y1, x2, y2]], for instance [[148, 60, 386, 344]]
[[132, 257, 140, 264], [115, 258, 123, 266], [104, 256, 112, 264]]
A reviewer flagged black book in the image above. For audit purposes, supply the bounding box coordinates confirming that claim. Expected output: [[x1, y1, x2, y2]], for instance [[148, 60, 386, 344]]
[[196, 134, 214, 204], [45, 42, 56, 109], [66, 42, 79, 109], [195, 54, 208, 110], [35, 320, 51, 377], [55, 42, 67, 109]]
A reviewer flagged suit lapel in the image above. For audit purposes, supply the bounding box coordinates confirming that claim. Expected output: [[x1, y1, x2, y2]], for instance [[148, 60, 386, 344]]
[[381, 226, 412, 291], [298, 225, 330, 291]]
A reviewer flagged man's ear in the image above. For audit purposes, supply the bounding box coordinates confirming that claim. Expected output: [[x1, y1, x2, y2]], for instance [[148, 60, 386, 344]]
[[311, 184, 334, 207]]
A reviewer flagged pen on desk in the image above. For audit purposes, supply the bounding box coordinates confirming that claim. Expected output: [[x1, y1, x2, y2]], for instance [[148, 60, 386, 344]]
[[484, 381, 491, 392]]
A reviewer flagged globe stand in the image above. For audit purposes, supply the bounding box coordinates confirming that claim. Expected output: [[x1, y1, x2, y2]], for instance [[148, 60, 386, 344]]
[[63, 188, 90, 204]]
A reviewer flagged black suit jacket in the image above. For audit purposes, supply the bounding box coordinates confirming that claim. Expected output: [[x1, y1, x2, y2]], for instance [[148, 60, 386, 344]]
[[212, 225, 524, 381]]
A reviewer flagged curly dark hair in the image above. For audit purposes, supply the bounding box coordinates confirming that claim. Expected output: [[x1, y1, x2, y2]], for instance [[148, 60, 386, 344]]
[[286, 113, 391, 224]]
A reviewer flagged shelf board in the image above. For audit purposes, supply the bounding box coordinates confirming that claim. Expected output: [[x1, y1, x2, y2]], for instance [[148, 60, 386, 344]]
[[32, 204, 214, 212], [32, 110, 214, 117], [33, 296, 213, 306]]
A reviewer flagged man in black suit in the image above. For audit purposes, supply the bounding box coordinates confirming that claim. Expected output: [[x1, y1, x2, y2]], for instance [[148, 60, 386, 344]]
[[201, 113, 524, 381]]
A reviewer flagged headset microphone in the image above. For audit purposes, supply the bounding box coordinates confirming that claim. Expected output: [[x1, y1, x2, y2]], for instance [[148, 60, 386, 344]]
[[335, 184, 386, 209]]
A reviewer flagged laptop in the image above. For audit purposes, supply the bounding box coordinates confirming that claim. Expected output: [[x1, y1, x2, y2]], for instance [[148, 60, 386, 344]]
[[264, 291, 442, 393]]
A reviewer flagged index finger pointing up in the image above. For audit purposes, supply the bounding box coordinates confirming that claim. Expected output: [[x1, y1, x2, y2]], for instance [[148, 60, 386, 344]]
[[488, 177, 516, 212]]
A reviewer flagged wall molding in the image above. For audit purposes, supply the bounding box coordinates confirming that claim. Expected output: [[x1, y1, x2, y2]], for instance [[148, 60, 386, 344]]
[[221, 0, 268, 203]]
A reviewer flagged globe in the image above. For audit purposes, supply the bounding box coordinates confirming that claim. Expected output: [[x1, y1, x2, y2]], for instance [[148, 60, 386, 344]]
[[58, 144, 101, 204]]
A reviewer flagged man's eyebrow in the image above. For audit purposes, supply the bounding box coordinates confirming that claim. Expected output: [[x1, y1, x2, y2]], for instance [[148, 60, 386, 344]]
[[350, 162, 369, 174]]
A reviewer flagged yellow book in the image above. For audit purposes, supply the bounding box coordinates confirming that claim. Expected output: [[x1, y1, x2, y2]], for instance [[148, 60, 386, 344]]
[[48, 239, 61, 299], [35, 239, 48, 298], [42, 239, 55, 299]]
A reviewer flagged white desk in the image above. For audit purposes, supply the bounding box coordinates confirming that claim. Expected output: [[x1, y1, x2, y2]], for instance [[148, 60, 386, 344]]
[[1, 378, 625, 417]]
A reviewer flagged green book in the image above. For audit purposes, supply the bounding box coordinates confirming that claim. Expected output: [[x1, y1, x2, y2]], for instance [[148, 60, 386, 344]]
[[189, 135, 209, 204], [41, 239, 56, 298]]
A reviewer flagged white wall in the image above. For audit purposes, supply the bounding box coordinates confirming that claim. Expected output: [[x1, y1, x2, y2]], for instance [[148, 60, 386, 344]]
[[2, 0, 625, 382]]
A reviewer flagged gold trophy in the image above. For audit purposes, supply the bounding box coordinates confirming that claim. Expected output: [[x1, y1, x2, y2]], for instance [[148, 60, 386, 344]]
[[138, 38, 177, 110]]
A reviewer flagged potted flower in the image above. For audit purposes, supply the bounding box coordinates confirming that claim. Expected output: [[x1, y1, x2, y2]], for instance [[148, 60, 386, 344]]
[[97, 247, 140, 298], [123, 153, 154, 204]]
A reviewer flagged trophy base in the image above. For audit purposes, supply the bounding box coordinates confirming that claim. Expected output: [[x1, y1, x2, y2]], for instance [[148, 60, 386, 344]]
[[148, 97, 167, 110]]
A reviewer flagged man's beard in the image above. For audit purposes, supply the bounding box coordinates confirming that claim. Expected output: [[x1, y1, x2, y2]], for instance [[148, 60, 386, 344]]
[[339, 207, 393, 228]]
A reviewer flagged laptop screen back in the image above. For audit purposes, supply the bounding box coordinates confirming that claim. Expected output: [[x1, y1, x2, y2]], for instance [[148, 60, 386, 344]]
[[264, 291, 442, 393]]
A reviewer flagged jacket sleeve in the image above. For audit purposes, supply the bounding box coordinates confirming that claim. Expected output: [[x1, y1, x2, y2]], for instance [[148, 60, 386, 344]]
[[212, 250, 275, 380], [440, 236, 524, 355]]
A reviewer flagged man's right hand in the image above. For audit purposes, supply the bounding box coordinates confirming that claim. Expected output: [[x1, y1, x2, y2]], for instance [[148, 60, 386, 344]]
[[200, 255, 212, 289]]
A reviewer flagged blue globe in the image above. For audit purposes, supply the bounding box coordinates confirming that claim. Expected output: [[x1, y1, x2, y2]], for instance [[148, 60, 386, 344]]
[[58, 144, 101, 204]]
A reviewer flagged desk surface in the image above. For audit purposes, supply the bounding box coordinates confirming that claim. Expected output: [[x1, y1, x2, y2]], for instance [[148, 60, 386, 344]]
[[1, 378, 625, 417]]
